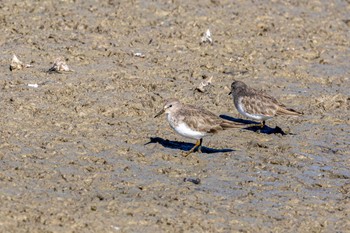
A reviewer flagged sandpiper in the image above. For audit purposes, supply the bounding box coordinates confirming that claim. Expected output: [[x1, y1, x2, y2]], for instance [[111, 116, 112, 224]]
[[155, 98, 248, 157], [229, 80, 303, 127]]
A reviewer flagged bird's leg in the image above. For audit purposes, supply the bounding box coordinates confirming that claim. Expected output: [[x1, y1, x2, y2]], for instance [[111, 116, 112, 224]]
[[254, 121, 265, 128], [253, 121, 266, 134], [197, 138, 203, 153], [182, 139, 201, 157]]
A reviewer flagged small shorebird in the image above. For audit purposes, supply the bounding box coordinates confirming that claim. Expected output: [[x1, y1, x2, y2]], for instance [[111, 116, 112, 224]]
[[229, 80, 303, 127], [155, 98, 248, 157]]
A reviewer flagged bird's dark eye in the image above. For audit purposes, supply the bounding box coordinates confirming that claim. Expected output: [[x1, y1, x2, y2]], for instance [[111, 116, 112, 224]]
[[169, 104, 172, 108]]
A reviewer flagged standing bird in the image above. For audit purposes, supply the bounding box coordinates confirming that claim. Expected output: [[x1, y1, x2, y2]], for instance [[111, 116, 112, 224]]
[[155, 98, 248, 157], [229, 80, 303, 127]]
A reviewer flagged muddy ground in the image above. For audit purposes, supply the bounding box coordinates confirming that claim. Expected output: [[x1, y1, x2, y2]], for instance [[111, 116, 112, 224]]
[[0, 0, 349, 232]]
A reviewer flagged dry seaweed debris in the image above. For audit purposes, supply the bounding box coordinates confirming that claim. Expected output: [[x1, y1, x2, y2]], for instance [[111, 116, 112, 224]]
[[200, 29, 213, 45], [196, 76, 213, 92], [10, 54, 32, 71], [48, 57, 73, 73]]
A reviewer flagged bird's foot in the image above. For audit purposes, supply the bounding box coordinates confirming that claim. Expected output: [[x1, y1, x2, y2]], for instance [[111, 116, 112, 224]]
[[182, 151, 193, 157]]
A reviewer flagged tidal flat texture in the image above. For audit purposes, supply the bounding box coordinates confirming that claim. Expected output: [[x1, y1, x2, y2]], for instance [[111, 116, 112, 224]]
[[0, 0, 349, 232]]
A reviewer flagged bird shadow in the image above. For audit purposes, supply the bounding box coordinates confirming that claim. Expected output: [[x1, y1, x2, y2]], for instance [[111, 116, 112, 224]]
[[219, 114, 289, 135], [145, 137, 234, 154]]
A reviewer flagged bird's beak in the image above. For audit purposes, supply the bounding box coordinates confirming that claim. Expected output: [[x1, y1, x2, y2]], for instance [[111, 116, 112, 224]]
[[154, 109, 165, 118]]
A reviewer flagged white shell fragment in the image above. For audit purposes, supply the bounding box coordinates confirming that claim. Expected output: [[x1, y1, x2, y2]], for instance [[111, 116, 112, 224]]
[[133, 52, 145, 58], [10, 54, 32, 71], [200, 29, 213, 44], [196, 76, 213, 92], [48, 57, 73, 73], [28, 84, 39, 88]]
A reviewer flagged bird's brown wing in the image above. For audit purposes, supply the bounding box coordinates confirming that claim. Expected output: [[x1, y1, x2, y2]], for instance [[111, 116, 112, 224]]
[[240, 92, 279, 117], [180, 105, 224, 134], [243, 89, 303, 117], [182, 105, 245, 134]]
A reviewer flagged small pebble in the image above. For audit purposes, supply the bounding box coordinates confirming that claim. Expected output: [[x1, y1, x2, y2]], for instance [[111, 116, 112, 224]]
[[133, 52, 145, 58], [183, 177, 201, 185]]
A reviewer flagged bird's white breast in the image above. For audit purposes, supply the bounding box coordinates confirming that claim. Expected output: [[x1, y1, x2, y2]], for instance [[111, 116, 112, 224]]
[[173, 123, 206, 140], [167, 114, 206, 140]]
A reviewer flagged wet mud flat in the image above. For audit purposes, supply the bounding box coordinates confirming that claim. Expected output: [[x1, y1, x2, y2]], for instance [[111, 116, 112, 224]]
[[0, 0, 349, 232]]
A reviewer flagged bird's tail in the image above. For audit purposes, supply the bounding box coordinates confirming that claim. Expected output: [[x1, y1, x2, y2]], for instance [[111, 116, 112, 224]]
[[277, 106, 303, 116]]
